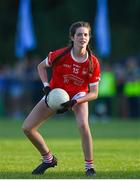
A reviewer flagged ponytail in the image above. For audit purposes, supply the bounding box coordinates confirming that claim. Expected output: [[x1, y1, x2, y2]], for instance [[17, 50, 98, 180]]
[[87, 45, 94, 75]]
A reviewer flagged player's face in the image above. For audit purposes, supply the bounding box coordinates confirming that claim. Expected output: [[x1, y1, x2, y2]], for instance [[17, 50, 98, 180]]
[[71, 27, 90, 49]]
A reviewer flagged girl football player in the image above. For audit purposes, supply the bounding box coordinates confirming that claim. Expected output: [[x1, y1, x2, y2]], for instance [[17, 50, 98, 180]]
[[22, 21, 100, 176]]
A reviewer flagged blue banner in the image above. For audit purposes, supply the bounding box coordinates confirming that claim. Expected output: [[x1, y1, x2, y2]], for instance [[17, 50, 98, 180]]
[[15, 0, 36, 58], [94, 0, 111, 57]]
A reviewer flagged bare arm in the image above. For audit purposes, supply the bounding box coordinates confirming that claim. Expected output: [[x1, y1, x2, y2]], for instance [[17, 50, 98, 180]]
[[37, 60, 49, 85], [76, 84, 99, 104]]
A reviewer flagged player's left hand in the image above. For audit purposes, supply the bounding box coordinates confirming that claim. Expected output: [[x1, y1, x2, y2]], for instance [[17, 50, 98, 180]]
[[61, 99, 77, 109], [56, 108, 68, 114]]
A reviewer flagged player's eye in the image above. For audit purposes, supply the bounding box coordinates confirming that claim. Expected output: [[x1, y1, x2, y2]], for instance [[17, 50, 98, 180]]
[[76, 33, 89, 37], [84, 33, 88, 37], [76, 33, 82, 37]]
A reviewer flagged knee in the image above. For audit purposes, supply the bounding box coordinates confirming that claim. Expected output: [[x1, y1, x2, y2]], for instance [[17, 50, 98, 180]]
[[22, 124, 32, 136], [78, 121, 89, 131]]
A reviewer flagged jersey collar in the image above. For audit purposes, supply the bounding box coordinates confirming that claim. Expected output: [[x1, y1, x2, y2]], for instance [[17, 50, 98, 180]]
[[71, 49, 88, 63]]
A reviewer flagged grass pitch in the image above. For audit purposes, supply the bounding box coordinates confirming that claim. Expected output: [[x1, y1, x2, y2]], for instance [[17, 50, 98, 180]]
[[0, 116, 140, 179]]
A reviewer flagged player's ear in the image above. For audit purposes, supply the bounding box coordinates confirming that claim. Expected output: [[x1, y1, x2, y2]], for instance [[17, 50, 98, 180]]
[[70, 36, 74, 42]]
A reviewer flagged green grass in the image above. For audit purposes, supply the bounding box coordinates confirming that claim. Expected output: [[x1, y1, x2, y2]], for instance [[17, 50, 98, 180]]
[[0, 116, 140, 179]]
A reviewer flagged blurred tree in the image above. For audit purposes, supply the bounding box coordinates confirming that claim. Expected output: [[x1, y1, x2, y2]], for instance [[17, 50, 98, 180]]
[[0, 0, 140, 65]]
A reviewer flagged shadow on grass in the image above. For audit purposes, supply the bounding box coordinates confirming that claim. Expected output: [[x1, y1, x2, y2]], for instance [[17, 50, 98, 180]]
[[0, 170, 140, 179]]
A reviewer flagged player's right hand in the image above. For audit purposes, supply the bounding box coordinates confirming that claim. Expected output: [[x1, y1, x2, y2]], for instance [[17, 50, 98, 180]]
[[43, 86, 51, 96], [43, 86, 51, 107]]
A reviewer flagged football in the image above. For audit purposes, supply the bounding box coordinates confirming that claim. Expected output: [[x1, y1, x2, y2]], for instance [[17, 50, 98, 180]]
[[47, 88, 70, 110]]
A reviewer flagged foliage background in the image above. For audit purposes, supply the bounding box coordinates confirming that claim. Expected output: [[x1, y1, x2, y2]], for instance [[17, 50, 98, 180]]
[[0, 0, 140, 65]]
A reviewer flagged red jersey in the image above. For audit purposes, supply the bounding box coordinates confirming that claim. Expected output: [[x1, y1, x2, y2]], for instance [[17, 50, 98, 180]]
[[46, 47, 100, 98]]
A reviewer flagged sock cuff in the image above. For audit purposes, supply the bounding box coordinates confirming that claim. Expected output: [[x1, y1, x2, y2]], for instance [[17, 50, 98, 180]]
[[42, 151, 51, 156], [85, 159, 93, 163], [42, 151, 53, 163]]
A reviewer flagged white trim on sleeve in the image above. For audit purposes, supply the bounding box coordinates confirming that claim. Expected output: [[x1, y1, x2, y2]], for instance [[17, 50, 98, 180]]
[[89, 81, 99, 87]]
